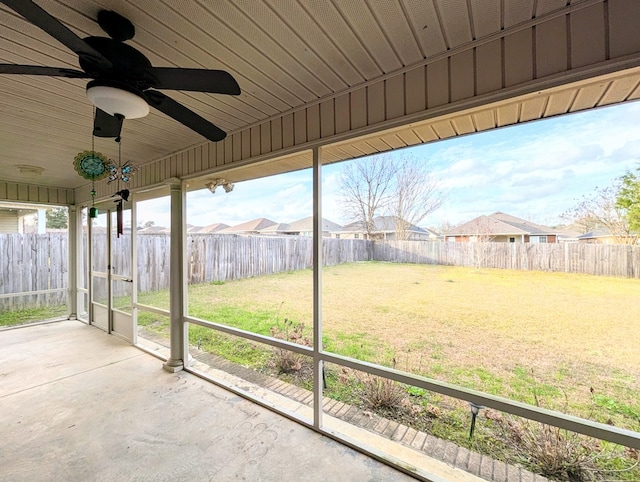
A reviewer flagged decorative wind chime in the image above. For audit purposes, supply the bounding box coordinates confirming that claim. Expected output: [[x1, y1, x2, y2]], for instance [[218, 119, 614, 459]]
[[73, 133, 109, 218], [107, 136, 137, 237], [73, 109, 137, 236]]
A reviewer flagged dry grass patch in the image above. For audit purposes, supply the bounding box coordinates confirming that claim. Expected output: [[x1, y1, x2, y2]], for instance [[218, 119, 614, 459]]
[[187, 262, 640, 430]]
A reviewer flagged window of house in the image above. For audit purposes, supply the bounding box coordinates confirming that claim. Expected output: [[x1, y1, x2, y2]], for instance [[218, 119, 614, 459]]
[[354, 233, 359, 239], [539, 235, 547, 243], [509, 237, 515, 242]]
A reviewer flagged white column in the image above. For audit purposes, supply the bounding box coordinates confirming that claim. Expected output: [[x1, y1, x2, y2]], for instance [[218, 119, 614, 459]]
[[164, 180, 187, 372], [131, 196, 138, 345], [37, 208, 47, 234], [312, 146, 323, 429], [67, 205, 78, 320]]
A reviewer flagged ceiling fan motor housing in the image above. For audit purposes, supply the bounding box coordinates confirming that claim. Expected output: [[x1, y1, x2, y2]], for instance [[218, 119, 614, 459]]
[[86, 79, 149, 119]]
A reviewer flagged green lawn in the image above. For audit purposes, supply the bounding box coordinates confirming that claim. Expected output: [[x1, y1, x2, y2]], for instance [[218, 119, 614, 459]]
[[0, 305, 67, 327]]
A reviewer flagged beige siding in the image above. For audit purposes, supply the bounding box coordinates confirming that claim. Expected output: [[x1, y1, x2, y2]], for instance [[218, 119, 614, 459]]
[[0, 211, 19, 233], [0, 181, 73, 205]]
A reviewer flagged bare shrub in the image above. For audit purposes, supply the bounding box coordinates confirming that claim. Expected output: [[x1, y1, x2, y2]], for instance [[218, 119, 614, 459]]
[[359, 375, 406, 411], [354, 367, 407, 411], [505, 420, 602, 481], [488, 404, 639, 482], [269, 319, 311, 374]]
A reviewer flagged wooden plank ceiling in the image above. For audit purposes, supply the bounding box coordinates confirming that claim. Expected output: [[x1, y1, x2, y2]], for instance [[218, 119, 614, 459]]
[[0, 0, 639, 194]]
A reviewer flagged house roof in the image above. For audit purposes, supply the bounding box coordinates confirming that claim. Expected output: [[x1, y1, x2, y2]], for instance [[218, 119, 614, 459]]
[[219, 218, 277, 233], [199, 223, 231, 233], [286, 216, 342, 233], [258, 217, 342, 234], [446, 212, 556, 237], [341, 216, 427, 234], [577, 228, 613, 239], [137, 225, 168, 234], [259, 222, 290, 233], [555, 229, 583, 240]]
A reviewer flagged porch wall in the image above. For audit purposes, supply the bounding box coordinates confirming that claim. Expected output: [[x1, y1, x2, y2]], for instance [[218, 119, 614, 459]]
[[0, 181, 74, 205]]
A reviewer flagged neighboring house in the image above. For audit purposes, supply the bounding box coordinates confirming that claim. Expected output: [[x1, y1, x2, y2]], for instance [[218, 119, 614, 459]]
[[187, 224, 205, 233], [0, 203, 49, 234], [555, 229, 583, 243], [576, 228, 638, 244], [137, 224, 205, 234], [219, 217, 277, 235], [258, 222, 291, 236], [137, 225, 169, 234], [445, 212, 558, 243], [418, 226, 442, 240], [0, 207, 23, 233], [259, 217, 341, 237], [287, 216, 342, 237], [335, 216, 433, 240]]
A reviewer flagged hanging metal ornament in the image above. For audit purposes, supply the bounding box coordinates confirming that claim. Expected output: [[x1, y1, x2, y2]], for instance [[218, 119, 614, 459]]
[[107, 138, 137, 185], [74, 118, 109, 181], [89, 186, 98, 218], [75, 119, 108, 218]]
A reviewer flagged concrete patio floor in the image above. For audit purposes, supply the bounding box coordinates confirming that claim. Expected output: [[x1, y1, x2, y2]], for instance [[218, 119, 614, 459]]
[[0, 320, 420, 481]]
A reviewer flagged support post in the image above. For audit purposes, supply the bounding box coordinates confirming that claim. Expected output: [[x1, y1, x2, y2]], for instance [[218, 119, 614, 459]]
[[312, 147, 323, 429], [67, 205, 78, 320], [164, 180, 186, 372], [37, 208, 47, 234], [131, 197, 138, 344]]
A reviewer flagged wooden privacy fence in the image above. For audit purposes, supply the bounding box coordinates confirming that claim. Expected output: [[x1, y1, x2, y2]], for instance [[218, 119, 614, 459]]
[[111, 234, 372, 295], [0, 233, 68, 311], [3, 233, 640, 312], [185, 234, 372, 284], [373, 240, 640, 278]]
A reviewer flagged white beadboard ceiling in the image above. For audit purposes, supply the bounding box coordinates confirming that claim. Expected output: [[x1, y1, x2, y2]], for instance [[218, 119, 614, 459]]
[[0, 0, 637, 192]]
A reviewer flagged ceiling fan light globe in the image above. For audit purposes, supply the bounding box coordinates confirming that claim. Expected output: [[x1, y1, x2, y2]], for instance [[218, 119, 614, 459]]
[[86, 84, 149, 119]]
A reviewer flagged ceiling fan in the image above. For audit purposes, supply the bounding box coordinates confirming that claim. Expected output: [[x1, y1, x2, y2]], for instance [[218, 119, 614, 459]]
[[0, 0, 240, 141]]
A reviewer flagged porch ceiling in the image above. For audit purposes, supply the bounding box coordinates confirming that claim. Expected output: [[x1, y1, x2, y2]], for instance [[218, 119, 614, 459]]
[[1, 1, 640, 192]]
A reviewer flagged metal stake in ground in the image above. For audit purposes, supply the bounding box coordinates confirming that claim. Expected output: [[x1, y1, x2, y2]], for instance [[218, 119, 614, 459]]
[[468, 402, 483, 439]]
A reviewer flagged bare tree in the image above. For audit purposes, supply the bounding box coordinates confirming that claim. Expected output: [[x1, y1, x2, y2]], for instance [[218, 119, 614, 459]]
[[467, 216, 496, 269], [388, 158, 443, 240], [562, 181, 637, 245], [339, 154, 395, 239], [339, 154, 444, 240]]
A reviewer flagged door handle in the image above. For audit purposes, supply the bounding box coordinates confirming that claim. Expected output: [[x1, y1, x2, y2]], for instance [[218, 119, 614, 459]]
[[122, 278, 134, 283]]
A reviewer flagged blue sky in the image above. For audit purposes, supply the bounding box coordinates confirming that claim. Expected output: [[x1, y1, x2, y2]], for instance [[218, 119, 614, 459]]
[[138, 100, 640, 230]]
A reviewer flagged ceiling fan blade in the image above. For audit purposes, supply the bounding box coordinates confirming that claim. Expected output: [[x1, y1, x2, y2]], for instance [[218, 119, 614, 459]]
[[143, 90, 227, 142], [0, 0, 111, 70], [0, 64, 88, 78], [145, 67, 241, 95], [93, 108, 123, 138]]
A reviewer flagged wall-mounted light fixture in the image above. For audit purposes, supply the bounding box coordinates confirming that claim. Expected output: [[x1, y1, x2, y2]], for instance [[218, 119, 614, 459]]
[[206, 178, 234, 194]]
